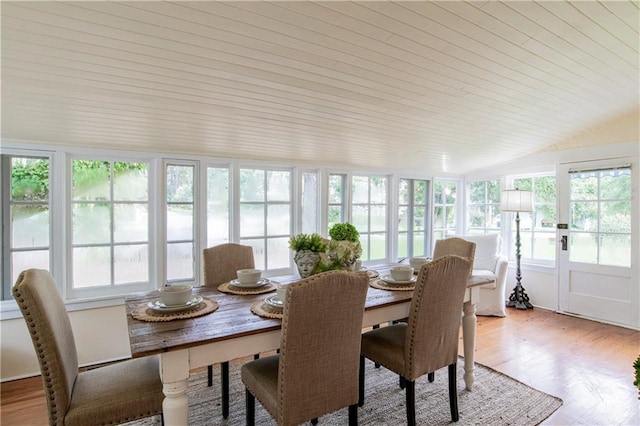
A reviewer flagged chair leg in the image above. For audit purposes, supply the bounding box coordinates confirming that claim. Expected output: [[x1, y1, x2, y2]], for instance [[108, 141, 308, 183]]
[[222, 361, 230, 419], [254, 353, 259, 360], [246, 388, 255, 426], [448, 363, 459, 422], [311, 418, 318, 425], [207, 365, 213, 387], [405, 379, 416, 426], [428, 371, 435, 382], [399, 374, 406, 389], [372, 325, 380, 368], [348, 403, 358, 426], [358, 355, 365, 407]]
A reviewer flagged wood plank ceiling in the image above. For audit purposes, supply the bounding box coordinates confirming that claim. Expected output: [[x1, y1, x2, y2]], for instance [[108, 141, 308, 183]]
[[2, 1, 638, 175]]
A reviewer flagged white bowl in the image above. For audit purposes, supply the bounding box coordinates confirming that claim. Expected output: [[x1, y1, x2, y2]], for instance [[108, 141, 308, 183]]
[[409, 257, 430, 271], [390, 266, 414, 281], [237, 269, 261, 285], [159, 284, 193, 306]]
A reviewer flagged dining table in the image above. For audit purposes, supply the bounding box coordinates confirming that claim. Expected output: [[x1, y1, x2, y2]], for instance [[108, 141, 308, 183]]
[[125, 265, 494, 425]]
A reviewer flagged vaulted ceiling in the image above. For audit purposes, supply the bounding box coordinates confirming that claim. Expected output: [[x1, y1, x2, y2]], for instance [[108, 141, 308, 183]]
[[2, 1, 638, 175]]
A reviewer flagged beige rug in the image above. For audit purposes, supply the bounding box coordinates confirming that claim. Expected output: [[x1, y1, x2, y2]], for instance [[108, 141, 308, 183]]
[[126, 358, 562, 425]]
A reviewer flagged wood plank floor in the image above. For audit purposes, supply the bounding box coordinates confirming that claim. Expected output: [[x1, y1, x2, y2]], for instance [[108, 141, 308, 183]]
[[2, 307, 639, 425]]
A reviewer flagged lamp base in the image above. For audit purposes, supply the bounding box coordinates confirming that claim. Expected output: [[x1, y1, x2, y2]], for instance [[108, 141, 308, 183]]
[[506, 283, 533, 310]]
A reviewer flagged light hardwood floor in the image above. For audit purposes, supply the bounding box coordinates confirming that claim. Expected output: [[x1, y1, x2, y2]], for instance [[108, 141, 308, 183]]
[[2, 307, 639, 425]]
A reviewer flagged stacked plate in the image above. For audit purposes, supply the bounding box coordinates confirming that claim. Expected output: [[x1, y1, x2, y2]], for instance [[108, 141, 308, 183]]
[[263, 295, 284, 310], [380, 275, 417, 286], [147, 296, 204, 313], [229, 278, 271, 289]]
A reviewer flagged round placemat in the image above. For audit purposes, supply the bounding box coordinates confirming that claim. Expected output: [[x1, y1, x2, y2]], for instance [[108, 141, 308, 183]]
[[132, 297, 219, 322], [250, 300, 283, 319], [366, 269, 380, 279], [370, 279, 415, 291], [217, 281, 277, 295]]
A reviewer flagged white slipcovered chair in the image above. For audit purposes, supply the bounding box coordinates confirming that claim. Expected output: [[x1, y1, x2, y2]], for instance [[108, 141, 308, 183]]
[[459, 234, 509, 317]]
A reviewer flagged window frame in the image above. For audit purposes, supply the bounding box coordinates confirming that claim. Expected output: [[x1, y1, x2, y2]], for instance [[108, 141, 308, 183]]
[[397, 177, 432, 260]]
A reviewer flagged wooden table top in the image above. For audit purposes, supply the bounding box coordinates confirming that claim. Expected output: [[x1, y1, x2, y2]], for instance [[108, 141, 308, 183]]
[[125, 267, 491, 358]]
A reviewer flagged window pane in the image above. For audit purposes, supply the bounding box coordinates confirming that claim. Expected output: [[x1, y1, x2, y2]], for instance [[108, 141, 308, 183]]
[[399, 179, 409, 205], [600, 234, 631, 267], [73, 246, 111, 287], [352, 205, 368, 232], [571, 202, 597, 232], [570, 233, 598, 263], [535, 176, 557, 203], [207, 167, 229, 247], [114, 244, 149, 284], [414, 207, 426, 231], [369, 233, 386, 260], [267, 204, 290, 235], [301, 172, 317, 234], [600, 170, 631, 200], [514, 177, 532, 192], [398, 206, 408, 231], [413, 234, 425, 257], [11, 205, 49, 248], [570, 174, 597, 201], [445, 206, 456, 227], [352, 176, 368, 203], [243, 239, 265, 270], [240, 204, 265, 237], [434, 206, 444, 228], [72, 160, 110, 201], [114, 204, 148, 242], [487, 180, 501, 202], [267, 171, 290, 202], [398, 233, 408, 258], [370, 205, 386, 232], [370, 177, 386, 204], [12, 250, 49, 284], [535, 205, 556, 230], [11, 158, 49, 202], [73, 203, 111, 244], [468, 205, 485, 229], [328, 175, 343, 204], [166, 242, 193, 281], [166, 165, 194, 202], [469, 181, 485, 203], [327, 206, 342, 229], [532, 233, 556, 261], [240, 169, 264, 202], [167, 205, 193, 241], [600, 201, 630, 233], [267, 237, 289, 269], [414, 181, 426, 204], [113, 163, 148, 201]]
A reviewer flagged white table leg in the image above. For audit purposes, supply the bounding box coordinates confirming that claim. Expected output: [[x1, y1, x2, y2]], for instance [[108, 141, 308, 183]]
[[462, 299, 477, 390], [160, 350, 190, 425]]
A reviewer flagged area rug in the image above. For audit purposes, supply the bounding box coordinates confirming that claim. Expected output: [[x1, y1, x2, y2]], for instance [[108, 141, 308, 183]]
[[125, 358, 562, 425]]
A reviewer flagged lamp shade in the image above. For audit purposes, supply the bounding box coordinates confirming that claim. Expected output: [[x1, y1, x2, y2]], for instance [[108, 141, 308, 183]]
[[500, 190, 533, 212]]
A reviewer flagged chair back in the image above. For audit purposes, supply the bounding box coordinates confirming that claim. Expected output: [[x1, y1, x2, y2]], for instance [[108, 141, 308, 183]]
[[277, 270, 369, 425], [433, 237, 476, 277], [404, 255, 472, 380], [203, 243, 255, 286], [12, 269, 79, 425]]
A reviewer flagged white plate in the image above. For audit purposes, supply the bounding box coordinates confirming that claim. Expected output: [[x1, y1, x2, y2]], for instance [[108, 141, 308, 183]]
[[230, 278, 270, 288], [264, 295, 284, 309], [148, 296, 203, 313], [381, 275, 416, 285]]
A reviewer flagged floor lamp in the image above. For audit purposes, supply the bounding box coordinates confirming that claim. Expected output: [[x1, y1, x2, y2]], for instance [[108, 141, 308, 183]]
[[501, 189, 534, 310]]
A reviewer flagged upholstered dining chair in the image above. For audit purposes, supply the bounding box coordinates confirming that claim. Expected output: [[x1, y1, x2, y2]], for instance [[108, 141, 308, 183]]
[[12, 269, 164, 426], [358, 255, 473, 426], [202, 242, 255, 419], [241, 270, 369, 426]]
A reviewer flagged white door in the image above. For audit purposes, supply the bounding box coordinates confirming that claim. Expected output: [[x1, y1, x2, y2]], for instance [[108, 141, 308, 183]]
[[557, 158, 638, 328]]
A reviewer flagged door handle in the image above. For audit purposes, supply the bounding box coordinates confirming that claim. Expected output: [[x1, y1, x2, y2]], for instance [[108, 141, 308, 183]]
[[561, 235, 568, 251]]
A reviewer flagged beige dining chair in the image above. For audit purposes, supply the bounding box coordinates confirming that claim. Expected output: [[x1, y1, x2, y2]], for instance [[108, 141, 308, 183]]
[[358, 255, 473, 426], [12, 269, 164, 426], [202, 242, 256, 419], [241, 270, 369, 426]]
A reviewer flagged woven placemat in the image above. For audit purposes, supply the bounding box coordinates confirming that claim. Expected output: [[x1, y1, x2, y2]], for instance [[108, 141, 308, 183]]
[[132, 297, 219, 322], [250, 300, 283, 319], [370, 279, 415, 291], [217, 281, 277, 295], [365, 269, 380, 279]]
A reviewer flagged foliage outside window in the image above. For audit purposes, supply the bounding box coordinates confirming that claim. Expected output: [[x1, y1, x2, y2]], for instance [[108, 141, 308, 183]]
[[166, 163, 195, 283], [2, 155, 51, 299], [327, 173, 346, 229], [301, 171, 319, 234], [511, 175, 557, 263], [568, 168, 631, 267], [72, 159, 150, 289], [398, 178, 430, 259], [467, 179, 501, 235], [206, 166, 230, 248], [351, 175, 387, 262], [433, 180, 458, 242], [239, 168, 291, 271]]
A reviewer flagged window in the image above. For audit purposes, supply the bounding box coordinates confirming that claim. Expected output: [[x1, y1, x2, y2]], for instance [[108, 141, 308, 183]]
[[239, 168, 291, 271], [398, 178, 430, 259], [511, 175, 557, 263], [467, 179, 501, 235], [300, 171, 319, 234], [327, 173, 346, 229], [433, 179, 458, 241], [568, 167, 631, 267], [166, 163, 195, 283], [71, 159, 150, 293], [1, 154, 51, 300], [206, 166, 230, 247], [352, 175, 387, 262]]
